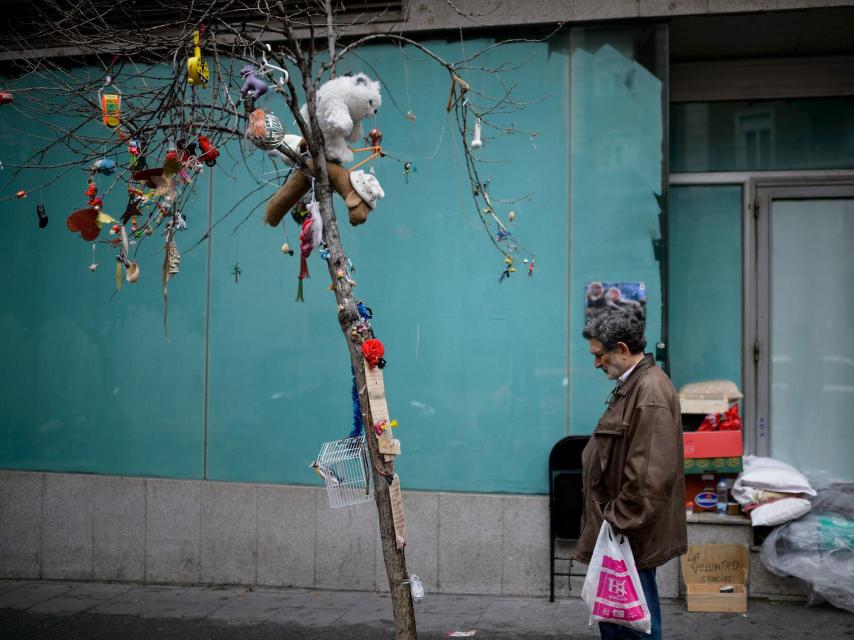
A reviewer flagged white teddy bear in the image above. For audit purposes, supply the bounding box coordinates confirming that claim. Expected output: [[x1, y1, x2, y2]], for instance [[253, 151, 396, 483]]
[[300, 73, 381, 164]]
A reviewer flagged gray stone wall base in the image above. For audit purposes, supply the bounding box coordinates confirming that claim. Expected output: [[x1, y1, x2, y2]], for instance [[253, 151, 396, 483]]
[[0, 471, 807, 600], [0, 470, 551, 596]]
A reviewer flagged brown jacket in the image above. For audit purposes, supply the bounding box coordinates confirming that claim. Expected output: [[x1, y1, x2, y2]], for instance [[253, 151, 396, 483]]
[[573, 354, 687, 570]]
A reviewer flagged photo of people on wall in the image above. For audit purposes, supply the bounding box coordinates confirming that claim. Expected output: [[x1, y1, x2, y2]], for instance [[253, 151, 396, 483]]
[[585, 281, 646, 322]]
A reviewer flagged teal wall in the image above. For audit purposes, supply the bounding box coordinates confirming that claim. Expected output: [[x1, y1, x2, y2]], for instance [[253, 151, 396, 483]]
[[667, 185, 742, 392], [0, 36, 574, 494], [568, 26, 666, 434], [0, 83, 208, 478]]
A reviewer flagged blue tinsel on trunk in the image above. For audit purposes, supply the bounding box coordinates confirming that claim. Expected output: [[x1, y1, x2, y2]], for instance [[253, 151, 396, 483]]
[[350, 367, 363, 438]]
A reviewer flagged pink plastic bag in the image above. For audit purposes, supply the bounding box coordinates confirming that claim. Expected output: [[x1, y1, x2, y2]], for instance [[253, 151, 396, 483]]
[[581, 521, 651, 634]]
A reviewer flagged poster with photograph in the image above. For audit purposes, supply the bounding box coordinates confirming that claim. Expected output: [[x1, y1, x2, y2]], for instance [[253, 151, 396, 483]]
[[585, 281, 646, 322]]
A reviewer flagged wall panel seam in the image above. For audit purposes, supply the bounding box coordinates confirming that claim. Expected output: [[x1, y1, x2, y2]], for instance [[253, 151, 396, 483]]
[[143, 478, 148, 582], [39, 473, 45, 579]]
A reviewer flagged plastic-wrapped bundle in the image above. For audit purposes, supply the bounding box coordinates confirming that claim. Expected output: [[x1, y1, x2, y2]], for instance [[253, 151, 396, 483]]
[[760, 484, 854, 613], [811, 484, 854, 520]]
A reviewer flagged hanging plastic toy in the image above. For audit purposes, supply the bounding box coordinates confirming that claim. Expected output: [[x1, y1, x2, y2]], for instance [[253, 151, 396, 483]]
[[98, 76, 121, 128], [295, 200, 322, 302], [366, 128, 383, 147], [240, 65, 269, 101], [85, 181, 102, 208], [470, 117, 483, 149], [498, 256, 516, 283], [409, 575, 425, 610], [127, 138, 141, 168], [36, 204, 48, 229], [402, 161, 416, 184], [197, 135, 219, 166], [187, 28, 209, 87]]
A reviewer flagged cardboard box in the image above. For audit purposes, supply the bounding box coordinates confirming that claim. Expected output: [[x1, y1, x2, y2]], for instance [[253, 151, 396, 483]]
[[679, 380, 742, 415], [684, 457, 742, 475], [681, 544, 748, 613], [683, 431, 743, 459]]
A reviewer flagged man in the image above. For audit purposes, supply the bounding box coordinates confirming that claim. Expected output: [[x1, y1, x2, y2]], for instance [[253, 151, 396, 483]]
[[574, 310, 686, 639]]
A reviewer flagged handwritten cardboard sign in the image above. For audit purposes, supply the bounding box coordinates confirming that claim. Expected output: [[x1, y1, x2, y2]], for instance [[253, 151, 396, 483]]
[[681, 544, 749, 612], [681, 544, 748, 586], [364, 363, 390, 424]]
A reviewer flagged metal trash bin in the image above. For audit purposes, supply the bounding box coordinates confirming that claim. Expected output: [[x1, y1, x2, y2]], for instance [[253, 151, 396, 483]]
[[549, 435, 588, 602]]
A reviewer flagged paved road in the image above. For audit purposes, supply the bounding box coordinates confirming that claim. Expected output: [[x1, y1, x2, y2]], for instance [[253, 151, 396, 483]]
[[1, 580, 851, 639]]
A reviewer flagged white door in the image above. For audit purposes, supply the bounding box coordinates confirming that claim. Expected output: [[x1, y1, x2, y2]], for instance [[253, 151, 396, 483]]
[[755, 183, 854, 483]]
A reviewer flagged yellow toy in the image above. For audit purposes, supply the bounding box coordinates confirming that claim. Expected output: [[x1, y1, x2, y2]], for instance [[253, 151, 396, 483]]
[[187, 30, 209, 87]]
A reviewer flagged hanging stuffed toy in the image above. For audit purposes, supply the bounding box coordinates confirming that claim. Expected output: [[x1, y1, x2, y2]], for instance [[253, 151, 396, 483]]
[[264, 161, 383, 227], [240, 65, 269, 100], [92, 158, 116, 175], [299, 73, 381, 164]]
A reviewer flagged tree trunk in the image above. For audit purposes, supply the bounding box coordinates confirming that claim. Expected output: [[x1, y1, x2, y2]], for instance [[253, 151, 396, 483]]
[[310, 152, 417, 640]]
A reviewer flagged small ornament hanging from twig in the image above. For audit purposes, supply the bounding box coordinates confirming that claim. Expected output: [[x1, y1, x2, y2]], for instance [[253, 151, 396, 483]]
[[403, 161, 416, 183], [88, 244, 98, 272], [499, 256, 515, 283]]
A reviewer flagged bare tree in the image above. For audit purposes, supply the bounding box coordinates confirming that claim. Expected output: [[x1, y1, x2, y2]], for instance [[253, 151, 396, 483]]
[[0, 2, 556, 637]]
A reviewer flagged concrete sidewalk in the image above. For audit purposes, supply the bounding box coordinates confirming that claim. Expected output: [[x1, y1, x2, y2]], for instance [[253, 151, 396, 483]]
[[0, 580, 850, 639]]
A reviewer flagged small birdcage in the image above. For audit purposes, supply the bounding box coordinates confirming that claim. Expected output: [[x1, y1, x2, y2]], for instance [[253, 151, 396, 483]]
[[313, 436, 373, 509], [246, 109, 286, 151]]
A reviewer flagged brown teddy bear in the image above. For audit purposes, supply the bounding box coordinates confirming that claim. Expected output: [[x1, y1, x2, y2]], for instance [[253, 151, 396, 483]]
[[264, 160, 384, 227]]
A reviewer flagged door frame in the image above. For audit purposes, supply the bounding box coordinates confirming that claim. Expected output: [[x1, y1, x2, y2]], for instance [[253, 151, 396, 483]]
[[670, 170, 854, 456], [753, 180, 854, 457]]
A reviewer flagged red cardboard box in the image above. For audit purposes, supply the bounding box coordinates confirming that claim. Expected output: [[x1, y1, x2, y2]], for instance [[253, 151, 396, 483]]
[[683, 430, 743, 459]]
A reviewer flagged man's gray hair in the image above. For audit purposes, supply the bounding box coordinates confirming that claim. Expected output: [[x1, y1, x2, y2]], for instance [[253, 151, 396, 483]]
[[582, 310, 647, 354]]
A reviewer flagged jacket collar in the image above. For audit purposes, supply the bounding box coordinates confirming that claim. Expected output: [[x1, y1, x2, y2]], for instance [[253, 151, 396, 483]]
[[614, 353, 655, 397]]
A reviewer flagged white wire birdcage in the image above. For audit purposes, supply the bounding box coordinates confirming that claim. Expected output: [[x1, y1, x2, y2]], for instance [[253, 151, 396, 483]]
[[246, 109, 286, 151], [314, 436, 373, 509]]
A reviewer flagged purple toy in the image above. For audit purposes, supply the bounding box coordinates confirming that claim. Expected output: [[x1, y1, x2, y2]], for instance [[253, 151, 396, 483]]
[[240, 65, 268, 99]]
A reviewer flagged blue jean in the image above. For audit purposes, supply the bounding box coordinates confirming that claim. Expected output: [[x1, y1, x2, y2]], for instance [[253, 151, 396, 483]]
[[598, 568, 661, 640]]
